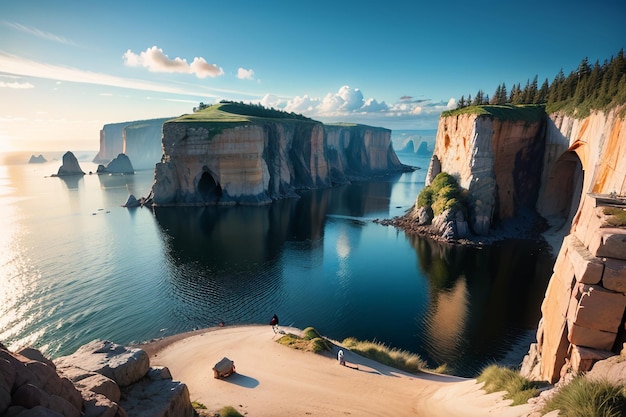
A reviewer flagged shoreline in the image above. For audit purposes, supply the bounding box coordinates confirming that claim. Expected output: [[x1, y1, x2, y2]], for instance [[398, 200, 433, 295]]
[[140, 324, 535, 417]]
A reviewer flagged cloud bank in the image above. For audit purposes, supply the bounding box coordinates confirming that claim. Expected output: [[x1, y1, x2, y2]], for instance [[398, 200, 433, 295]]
[[123, 46, 224, 79], [265, 85, 455, 125]]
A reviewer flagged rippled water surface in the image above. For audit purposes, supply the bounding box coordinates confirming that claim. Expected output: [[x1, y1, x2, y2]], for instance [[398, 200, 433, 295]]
[[0, 153, 553, 377]]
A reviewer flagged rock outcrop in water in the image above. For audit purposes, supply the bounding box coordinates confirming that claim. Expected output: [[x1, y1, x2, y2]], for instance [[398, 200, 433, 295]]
[[148, 103, 408, 206], [94, 118, 172, 170], [96, 153, 135, 175], [0, 340, 194, 417], [28, 154, 46, 164], [52, 151, 85, 177]]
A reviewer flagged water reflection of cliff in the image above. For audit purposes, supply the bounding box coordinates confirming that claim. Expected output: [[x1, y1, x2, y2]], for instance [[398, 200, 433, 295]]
[[409, 235, 553, 375], [151, 177, 398, 328]]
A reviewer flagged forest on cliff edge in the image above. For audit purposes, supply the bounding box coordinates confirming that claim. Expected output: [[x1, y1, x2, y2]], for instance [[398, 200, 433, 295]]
[[451, 49, 626, 118]]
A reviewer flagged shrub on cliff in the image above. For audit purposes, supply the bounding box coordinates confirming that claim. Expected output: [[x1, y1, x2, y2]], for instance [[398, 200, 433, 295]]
[[417, 172, 466, 217]]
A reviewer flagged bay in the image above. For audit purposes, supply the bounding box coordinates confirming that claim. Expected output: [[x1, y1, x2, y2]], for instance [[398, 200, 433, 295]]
[[0, 148, 553, 377]]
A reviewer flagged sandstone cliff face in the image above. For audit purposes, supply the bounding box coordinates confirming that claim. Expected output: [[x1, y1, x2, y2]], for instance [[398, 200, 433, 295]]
[[93, 118, 171, 169], [150, 120, 403, 206], [521, 108, 626, 383], [425, 113, 545, 235]]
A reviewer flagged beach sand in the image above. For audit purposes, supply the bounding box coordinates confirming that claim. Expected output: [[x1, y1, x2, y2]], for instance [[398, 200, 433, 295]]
[[144, 325, 535, 417]]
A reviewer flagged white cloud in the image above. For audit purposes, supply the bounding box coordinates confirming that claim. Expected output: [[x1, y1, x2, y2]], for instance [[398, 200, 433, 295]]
[[446, 97, 456, 109], [3, 21, 75, 45], [237, 68, 255, 80], [0, 51, 224, 98], [0, 81, 34, 89], [259, 94, 281, 109], [123, 46, 224, 79]]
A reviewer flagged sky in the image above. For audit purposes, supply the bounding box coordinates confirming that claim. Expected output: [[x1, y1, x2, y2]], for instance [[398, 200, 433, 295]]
[[1, 0, 625, 152]]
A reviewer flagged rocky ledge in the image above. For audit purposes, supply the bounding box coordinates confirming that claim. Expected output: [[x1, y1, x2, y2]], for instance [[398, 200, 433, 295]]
[[0, 340, 194, 417]]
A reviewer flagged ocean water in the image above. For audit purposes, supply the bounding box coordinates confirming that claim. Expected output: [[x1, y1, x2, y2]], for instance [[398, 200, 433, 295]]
[[0, 150, 553, 377]]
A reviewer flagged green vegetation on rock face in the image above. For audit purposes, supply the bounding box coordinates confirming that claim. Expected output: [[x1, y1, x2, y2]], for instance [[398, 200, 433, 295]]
[[417, 172, 466, 216], [175, 100, 314, 123], [441, 104, 546, 122], [603, 207, 626, 228]]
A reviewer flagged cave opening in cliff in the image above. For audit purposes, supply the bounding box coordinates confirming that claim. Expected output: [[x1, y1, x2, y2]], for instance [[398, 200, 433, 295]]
[[197, 170, 222, 203], [539, 151, 584, 231]]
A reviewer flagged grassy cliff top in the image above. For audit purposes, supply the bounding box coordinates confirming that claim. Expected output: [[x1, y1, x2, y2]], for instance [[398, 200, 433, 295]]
[[173, 102, 314, 124], [441, 104, 546, 123]]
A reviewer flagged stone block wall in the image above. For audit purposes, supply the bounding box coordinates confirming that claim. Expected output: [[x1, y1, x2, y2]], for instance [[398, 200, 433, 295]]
[[522, 195, 626, 383]]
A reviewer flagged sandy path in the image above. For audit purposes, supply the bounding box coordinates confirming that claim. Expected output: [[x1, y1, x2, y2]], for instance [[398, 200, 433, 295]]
[[145, 325, 534, 417]]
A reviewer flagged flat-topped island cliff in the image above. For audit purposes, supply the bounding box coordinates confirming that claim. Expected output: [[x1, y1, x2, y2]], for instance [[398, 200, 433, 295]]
[[147, 102, 410, 206]]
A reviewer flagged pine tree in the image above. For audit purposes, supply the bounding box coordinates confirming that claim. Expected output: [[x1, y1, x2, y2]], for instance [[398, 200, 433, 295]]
[[500, 83, 508, 104], [535, 78, 549, 104], [490, 85, 502, 104]]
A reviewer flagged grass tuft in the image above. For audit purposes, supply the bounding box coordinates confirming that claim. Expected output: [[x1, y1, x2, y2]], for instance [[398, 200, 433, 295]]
[[218, 405, 244, 417], [191, 401, 206, 409], [477, 364, 543, 406], [276, 327, 331, 353], [341, 337, 427, 374], [542, 377, 626, 417], [603, 207, 626, 228]]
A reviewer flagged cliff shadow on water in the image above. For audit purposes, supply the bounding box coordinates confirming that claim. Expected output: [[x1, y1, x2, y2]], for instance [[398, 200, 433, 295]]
[[408, 234, 554, 376], [149, 169, 552, 377]]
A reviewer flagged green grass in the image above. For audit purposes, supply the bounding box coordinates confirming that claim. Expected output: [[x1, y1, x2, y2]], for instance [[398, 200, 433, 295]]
[[191, 401, 206, 409], [218, 405, 244, 417], [603, 207, 626, 228], [477, 365, 544, 406], [441, 104, 546, 123], [542, 377, 626, 417], [276, 327, 331, 353], [417, 172, 466, 217], [341, 337, 428, 374]]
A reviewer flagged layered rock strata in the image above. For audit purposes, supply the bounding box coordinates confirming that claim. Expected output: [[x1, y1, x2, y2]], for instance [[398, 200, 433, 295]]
[[424, 108, 545, 235], [521, 108, 626, 383], [149, 120, 405, 206]]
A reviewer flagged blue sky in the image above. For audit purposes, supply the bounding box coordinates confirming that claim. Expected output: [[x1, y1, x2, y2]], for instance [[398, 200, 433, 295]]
[[1, 0, 624, 152]]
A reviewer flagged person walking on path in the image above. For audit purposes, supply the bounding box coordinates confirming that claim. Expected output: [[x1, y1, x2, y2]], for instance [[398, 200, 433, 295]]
[[270, 314, 279, 333]]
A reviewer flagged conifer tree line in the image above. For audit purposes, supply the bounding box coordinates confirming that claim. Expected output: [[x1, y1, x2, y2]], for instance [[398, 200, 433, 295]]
[[456, 49, 626, 116]]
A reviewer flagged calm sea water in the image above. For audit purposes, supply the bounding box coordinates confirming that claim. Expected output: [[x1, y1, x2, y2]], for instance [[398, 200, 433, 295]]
[[0, 150, 553, 377]]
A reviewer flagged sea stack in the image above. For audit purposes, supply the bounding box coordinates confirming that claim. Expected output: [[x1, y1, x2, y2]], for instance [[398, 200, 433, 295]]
[[54, 151, 85, 176], [96, 153, 135, 175]]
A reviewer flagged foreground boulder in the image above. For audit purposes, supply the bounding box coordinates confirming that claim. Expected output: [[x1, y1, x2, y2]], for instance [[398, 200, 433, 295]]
[[0, 341, 194, 417]]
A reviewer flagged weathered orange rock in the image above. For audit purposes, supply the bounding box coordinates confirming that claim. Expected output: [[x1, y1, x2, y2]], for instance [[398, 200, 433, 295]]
[[568, 322, 616, 350], [565, 235, 604, 284], [569, 345, 614, 374], [567, 284, 626, 333], [603, 258, 626, 293], [588, 228, 626, 259]]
